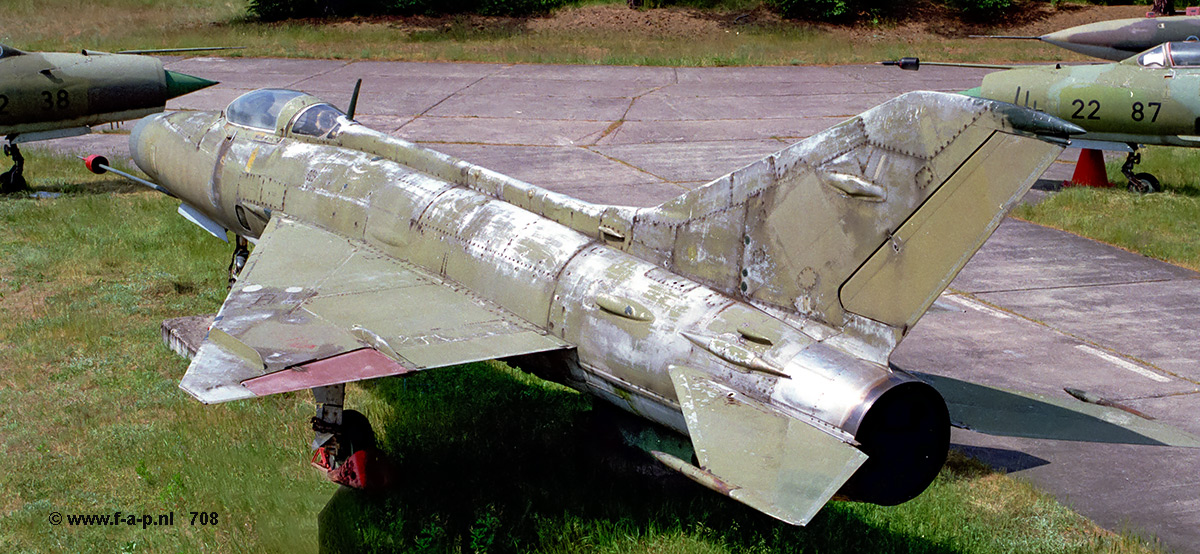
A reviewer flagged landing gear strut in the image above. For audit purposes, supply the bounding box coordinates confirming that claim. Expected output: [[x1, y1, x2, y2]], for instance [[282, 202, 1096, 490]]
[[309, 384, 381, 489], [1, 142, 27, 193], [1121, 148, 1159, 194], [227, 236, 250, 287]]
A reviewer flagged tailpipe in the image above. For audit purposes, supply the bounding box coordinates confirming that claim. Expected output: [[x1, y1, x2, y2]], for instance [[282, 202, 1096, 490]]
[[837, 380, 950, 505]]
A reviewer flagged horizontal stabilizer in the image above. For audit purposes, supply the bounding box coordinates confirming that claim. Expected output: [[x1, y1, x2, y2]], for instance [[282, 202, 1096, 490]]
[[666, 365, 867, 525], [917, 373, 1200, 448]]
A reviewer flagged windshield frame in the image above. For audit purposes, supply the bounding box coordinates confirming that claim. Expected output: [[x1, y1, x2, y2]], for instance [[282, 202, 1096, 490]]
[[225, 89, 310, 132], [286, 102, 347, 139], [1137, 44, 1168, 68]]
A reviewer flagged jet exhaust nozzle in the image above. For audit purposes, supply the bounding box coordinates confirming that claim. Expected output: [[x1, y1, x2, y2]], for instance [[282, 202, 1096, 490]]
[[837, 380, 951, 506]]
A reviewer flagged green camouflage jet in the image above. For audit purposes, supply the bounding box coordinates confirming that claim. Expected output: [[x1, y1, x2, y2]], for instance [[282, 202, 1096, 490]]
[[885, 41, 1200, 192], [975, 14, 1200, 61], [0, 44, 221, 192], [87, 88, 1200, 523]]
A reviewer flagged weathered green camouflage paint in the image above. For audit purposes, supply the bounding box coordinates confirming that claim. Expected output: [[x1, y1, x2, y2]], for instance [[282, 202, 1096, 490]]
[[978, 49, 1200, 147], [0, 44, 215, 138]]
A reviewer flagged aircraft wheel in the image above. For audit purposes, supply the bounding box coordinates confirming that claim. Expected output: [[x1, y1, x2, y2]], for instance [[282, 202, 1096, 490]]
[[1128, 173, 1159, 194], [338, 409, 376, 454], [0, 167, 26, 193]]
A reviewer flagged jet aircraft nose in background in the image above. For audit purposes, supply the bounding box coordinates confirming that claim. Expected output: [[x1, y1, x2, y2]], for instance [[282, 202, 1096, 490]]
[[0, 45, 222, 191], [163, 70, 218, 100]]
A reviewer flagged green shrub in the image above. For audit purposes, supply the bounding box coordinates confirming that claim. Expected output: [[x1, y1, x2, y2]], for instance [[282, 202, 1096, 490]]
[[249, 0, 370, 20], [475, 0, 567, 15], [946, 0, 1013, 15], [391, 0, 566, 15], [249, 0, 567, 19], [768, 0, 892, 21]]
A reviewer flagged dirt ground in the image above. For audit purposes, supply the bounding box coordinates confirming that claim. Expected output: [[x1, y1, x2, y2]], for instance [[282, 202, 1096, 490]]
[[359, 2, 1153, 42]]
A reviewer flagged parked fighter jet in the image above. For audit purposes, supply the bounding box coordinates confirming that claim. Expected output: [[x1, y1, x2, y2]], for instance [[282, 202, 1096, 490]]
[[974, 14, 1200, 61], [884, 41, 1200, 192], [89, 88, 1200, 525], [0, 44, 225, 192]]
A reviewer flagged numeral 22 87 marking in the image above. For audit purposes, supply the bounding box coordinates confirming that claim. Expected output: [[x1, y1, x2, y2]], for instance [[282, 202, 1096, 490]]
[[1071, 99, 1100, 120], [1132, 101, 1161, 122]]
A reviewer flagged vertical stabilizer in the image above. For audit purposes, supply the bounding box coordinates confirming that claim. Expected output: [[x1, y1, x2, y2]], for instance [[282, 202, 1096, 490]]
[[621, 92, 1076, 360]]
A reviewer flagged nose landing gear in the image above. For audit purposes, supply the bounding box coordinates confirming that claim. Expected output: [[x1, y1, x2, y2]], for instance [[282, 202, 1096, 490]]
[[227, 236, 250, 287], [1121, 149, 1160, 194], [1, 142, 26, 193]]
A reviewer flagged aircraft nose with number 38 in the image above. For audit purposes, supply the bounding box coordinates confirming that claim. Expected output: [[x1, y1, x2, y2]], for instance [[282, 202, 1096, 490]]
[[93, 87, 1200, 525], [0, 43, 219, 191]]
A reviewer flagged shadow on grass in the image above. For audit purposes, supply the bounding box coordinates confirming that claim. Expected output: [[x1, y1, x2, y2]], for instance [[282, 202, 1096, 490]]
[[315, 363, 962, 554], [0, 179, 151, 198], [1159, 182, 1200, 198]]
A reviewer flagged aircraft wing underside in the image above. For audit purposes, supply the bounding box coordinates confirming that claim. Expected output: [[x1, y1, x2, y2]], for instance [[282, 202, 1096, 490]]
[[180, 216, 571, 404]]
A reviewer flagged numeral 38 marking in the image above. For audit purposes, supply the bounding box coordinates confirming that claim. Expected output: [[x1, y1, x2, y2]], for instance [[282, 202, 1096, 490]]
[[39, 89, 69, 110]]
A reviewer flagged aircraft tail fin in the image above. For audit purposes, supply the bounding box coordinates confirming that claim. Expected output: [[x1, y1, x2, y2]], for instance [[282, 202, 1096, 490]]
[[622, 92, 1079, 359]]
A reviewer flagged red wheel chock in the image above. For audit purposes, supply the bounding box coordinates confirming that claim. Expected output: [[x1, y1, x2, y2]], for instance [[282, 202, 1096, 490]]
[[1065, 148, 1111, 188]]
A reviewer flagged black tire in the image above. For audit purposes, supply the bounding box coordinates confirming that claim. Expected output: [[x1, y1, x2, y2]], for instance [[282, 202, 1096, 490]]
[[0, 168, 26, 193], [339, 409, 376, 453], [1128, 172, 1159, 194]]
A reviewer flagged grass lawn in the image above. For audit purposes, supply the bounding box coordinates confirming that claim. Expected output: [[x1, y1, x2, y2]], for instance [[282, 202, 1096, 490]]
[[0, 152, 1167, 553], [1015, 146, 1200, 272]]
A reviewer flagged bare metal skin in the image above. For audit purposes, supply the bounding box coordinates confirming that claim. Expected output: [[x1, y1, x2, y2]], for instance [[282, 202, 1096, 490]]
[[128, 88, 1078, 524]]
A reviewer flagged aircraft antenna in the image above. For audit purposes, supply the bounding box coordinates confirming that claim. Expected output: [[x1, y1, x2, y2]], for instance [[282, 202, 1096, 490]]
[[347, 79, 362, 121]]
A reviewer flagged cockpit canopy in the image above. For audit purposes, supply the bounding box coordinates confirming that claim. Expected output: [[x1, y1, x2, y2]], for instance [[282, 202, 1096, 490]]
[[225, 88, 347, 138], [226, 89, 309, 131], [0, 44, 26, 60], [1135, 41, 1200, 68]]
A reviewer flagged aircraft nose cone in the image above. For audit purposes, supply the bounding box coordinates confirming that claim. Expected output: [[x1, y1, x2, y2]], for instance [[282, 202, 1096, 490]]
[[129, 112, 168, 181], [164, 70, 218, 100]]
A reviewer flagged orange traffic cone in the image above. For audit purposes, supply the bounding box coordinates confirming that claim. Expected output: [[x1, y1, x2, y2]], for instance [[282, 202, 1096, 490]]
[[1066, 148, 1111, 188]]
